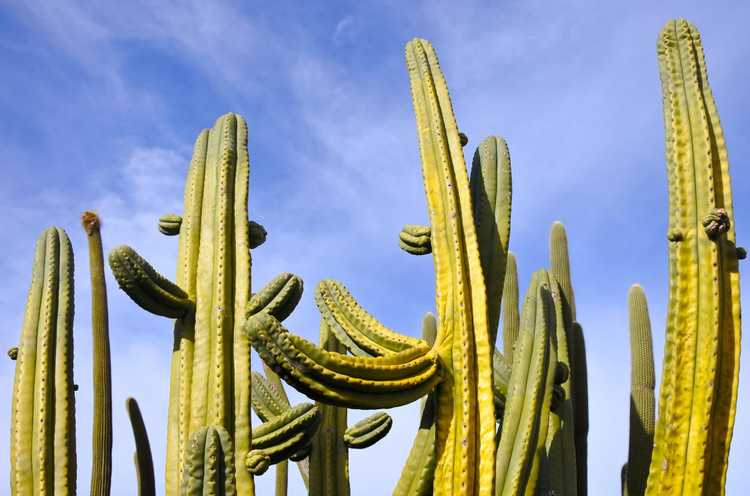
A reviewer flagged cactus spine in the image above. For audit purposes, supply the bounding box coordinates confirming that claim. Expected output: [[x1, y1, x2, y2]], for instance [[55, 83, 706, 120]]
[[109, 113, 254, 494], [10, 227, 76, 495], [83, 212, 113, 496], [624, 285, 655, 496], [126, 398, 156, 496], [646, 19, 741, 495]]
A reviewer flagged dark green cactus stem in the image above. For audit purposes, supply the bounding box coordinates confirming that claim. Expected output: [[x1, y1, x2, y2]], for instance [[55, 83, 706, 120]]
[[625, 285, 654, 496], [247, 403, 321, 475], [393, 313, 438, 496], [495, 270, 556, 495], [158, 214, 182, 236], [502, 252, 520, 366], [10, 227, 76, 495], [344, 411, 393, 449], [126, 397, 156, 496], [572, 321, 588, 495], [181, 425, 236, 496], [309, 321, 350, 496], [470, 136, 512, 347], [399, 224, 432, 255], [249, 220, 267, 249], [251, 371, 289, 422], [82, 212, 113, 496]]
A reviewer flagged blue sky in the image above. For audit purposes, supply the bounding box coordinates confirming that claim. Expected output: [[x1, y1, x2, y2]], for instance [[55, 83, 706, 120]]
[[1, 1, 749, 494]]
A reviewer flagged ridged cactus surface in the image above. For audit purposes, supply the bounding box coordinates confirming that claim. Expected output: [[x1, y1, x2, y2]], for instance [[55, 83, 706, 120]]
[[126, 397, 156, 496], [181, 425, 236, 496], [646, 19, 741, 496]]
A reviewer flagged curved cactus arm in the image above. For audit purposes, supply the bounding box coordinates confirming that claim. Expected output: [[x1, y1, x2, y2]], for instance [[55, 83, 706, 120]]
[[246, 273, 303, 322], [315, 279, 425, 357], [502, 252, 520, 365], [246, 312, 441, 408], [470, 136, 512, 347], [181, 426, 236, 496], [126, 398, 156, 496], [11, 227, 76, 496], [109, 245, 192, 318], [647, 19, 741, 496], [251, 371, 290, 422], [406, 37, 496, 495], [344, 412, 393, 449], [495, 271, 555, 495], [83, 212, 113, 496], [399, 224, 432, 255], [626, 285, 655, 496], [158, 214, 182, 236]]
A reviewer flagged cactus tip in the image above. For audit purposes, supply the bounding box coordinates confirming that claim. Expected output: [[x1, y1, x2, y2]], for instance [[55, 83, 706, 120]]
[[82, 210, 101, 235]]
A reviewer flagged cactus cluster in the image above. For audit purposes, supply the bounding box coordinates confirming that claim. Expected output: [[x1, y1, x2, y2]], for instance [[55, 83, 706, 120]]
[[4, 17, 743, 496]]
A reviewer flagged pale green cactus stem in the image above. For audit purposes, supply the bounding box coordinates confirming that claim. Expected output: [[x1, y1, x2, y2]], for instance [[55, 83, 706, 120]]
[[109, 113, 255, 494], [647, 19, 741, 496], [181, 425, 236, 496], [492, 349, 511, 420], [470, 135, 512, 347], [399, 224, 432, 255], [158, 214, 182, 236], [344, 411, 393, 449], [10, 227, 76, 496], [126, 397, 156, 496], [502, 252, 520, 365], [309, 321, 350, 496], [82, 211, 113, 496], [495, 270, 556, 495], [246, 403, 321, 476], [624, 285, 655, 496]]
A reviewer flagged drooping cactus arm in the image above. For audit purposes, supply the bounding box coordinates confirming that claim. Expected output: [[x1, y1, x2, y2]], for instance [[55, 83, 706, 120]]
[[406, 38, 495, 495], [109, 245, 192, 318], [344, 412, 393, 449], [470, 136, 512, 346], [246, 313, 441, 409], [126, 398, 155, 496], [315, 279, 425, 357], [251, 371, 289, 422], [647, 20, 741, 496]]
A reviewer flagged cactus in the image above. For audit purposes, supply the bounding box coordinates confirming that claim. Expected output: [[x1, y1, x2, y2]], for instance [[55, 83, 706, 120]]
[[344, 412, 393, 449], [646, 19, 742, 495], [10, 227, 76, 495], [126, 398, 156, 496], [624, 285, 655, 496], [82, 212, 113, 496], [501, 252, 520, 365], [399, 224, 432, 255], [181, 425, 236, 496], [109, 113, 260, 494]]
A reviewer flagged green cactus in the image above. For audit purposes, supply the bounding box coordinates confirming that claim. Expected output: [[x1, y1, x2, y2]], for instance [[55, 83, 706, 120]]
[[399, 224, 432, 255], [181, 425, 236, 496], [126, 397, 156, 496], [109, 113, 263, 494], [158, 214, 182, 236], [646, 19, 741, 495], [344, 411, 393, 449], [10, 227, 76, 496], [82, 212, 113, 496], [624, 285, 655, 496], [501, 252, 520, 366]]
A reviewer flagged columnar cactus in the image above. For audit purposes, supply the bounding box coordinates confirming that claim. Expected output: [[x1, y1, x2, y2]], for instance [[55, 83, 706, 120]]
[[646, 19, 742, 495], [109, 113, 257, 494], [501, 253, 520, 365], [126, 397, 156, 496], [10, 227, 76, 496]]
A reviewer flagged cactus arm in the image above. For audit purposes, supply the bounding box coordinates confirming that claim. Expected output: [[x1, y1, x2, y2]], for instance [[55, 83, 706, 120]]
[[83, 212, 113, 496], [344, 412, 393, 449], [406, 37, 495, 495], [251, 371, 289, 422], [181, 426, 237, 496], [246, 273, 303, 322], [399, 224, 432, 255], [158, 214, 182, 236], [626, 285, 655, 496], [647, 20, 741, 495], [501, 252, 520, 365], [126, 398, 156, 496], [394, 392, 438, 496], [309, 322, 350, 496], [572, 321, 588, 495], [315, 279, 424, 357], [11, 228, 76, 495], [470, 136, 512, 347], [109, 245, 192, 318]]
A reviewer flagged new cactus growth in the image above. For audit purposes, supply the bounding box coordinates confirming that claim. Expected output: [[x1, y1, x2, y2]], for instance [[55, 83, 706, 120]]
[[126, 397, 156, 496], [646, 19, 741, 495], [624, 285, 655, 496], [10, 227, 76, 496]]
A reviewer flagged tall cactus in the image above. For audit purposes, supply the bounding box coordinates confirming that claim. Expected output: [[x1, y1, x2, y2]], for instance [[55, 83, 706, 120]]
[[109, 113, 256, 494], [646, 19, 742, 495], [10, 227, 76, 495], [82, 212, 113, 496], [624, 285, 655, 496]]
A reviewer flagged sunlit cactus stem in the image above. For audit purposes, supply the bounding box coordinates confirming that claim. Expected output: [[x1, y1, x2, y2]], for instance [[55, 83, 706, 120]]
[[10, 227, 76, 495], [82, 211, 113, 496], [181, 426, 236, 496]]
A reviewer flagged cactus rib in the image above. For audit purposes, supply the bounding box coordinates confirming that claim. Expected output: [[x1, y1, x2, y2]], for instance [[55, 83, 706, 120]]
[[181, 426, 236, 496], [502, 252, 520, 365]]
